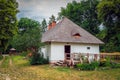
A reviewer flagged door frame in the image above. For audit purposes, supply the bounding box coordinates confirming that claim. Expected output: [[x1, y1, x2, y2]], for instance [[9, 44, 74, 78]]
[[64, 45, 71, 60]]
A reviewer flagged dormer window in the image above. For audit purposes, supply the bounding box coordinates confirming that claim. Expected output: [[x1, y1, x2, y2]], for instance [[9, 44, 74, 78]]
[[73, 33, 81, 38]]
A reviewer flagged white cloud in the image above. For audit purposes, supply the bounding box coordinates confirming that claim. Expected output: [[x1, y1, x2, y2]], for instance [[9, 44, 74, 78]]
[[17, 0, 80, 22]]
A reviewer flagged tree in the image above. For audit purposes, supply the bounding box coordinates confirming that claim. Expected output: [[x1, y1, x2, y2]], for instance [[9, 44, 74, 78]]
[[0, 0, 18, 52], [18, 18, 40, 34], [97, 0, 120, 52], [49, 15, 56, 24], [10, 18, 42, 51], [59, 0, 100, 35], [41, 19, 47, 33]]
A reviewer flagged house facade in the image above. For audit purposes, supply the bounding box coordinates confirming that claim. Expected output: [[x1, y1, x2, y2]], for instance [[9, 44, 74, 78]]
[[41, 17, 103, 63]]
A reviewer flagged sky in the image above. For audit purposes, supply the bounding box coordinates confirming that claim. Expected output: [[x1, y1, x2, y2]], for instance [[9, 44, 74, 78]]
[[17, 0, 80, 22]]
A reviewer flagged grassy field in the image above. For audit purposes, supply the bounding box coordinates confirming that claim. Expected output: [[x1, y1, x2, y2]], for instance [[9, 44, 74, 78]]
[[0, 55, 120, 80], [0, 55, 3, 61]]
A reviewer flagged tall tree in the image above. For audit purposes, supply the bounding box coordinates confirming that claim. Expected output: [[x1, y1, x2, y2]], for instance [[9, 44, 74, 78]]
[[59, 0, 100, 35], [49, 15, 56, 24], [97, 0, 120, 52], [41, 18, 47, 33], [10, 18, 42, 51], [0, 0, 18, 52]]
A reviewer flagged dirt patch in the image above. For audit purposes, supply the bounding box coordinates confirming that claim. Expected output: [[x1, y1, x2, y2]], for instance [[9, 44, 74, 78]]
[[6, 75, 11, 80], [9, 58, 13, 66]]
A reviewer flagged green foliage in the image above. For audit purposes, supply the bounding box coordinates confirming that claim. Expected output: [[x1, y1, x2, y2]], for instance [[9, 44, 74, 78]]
[[59, 0, 100, 35], [0, 55, 3, 61], [105, 57, 111, 67], [100, 57, 120, 69], [11, 55, 30, 67], [99, 57, 111, 67], [49, 15, 56, 24], [0, 0, 18, 52], [97, 0, 120, 52], [41, 18, 47, 33], [30, 52, 49, 65], [97, 29, 107, 40], [0, 56, 10, 68], [76, 61, 99, 70], [10, 18, 43, 51], [56, 67, 70, 72], [20, 51, 29, 57], [111, 62, 120, 69], [18, 18, 40, 34]]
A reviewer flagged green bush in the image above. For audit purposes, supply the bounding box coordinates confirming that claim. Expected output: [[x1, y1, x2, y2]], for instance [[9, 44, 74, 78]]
[[20, 51, 28, 57], [111, 62, 120, 68], [100, 57, 120, 69], [105, 57, 111, 66], [30, 52, 49, 65], [76, 61, 99, 70]]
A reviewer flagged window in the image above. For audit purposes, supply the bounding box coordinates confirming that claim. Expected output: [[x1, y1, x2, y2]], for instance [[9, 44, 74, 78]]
[[87, 47, 90, 50], [73, 33, 81, 38]]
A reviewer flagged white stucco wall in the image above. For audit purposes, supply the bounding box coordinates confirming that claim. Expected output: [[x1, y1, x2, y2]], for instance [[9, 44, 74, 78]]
[[50, 43, 64, 62], [71, 44, 99, 54], [50, 43, 99, 62], [44, 42, 100, 62]]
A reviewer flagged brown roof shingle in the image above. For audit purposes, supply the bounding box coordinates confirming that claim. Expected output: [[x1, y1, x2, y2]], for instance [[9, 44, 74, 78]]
[[42, 17, 104, 44]]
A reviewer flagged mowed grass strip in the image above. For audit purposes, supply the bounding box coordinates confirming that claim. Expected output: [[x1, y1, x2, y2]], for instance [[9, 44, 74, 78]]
[[0, 55, 3, 61], [11, 55, 30, 67], [0, 56, 10, 68]]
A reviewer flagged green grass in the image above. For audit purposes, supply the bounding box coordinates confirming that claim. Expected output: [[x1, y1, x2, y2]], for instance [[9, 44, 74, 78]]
[[0, 55, 120, 80], [56, 66, 71, 72], [0, 55, 3, 61], [11, 55, 30, 67], [0, 56, 10, 68]]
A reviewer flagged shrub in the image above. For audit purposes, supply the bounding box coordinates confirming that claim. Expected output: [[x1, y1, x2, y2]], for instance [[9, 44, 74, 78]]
[[100, 57, 120, 69], [105, 57, 111, 67], [20, 51, 28, 57], [29, 52, 49, 65], [76, 61, 99, 70], [99, 61, 106, 67], [110, 62, 120, 68]]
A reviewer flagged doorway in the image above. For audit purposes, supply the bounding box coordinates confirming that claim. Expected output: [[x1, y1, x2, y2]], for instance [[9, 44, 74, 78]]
[[64, 45, 71, 60]]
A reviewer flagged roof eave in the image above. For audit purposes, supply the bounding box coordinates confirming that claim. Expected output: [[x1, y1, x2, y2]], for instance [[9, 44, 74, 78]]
[[42, 40, 104, 45]]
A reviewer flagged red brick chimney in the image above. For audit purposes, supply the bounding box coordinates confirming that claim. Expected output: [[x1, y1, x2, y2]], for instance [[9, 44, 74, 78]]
[[48, 21, 56, 30], [48, 23, 52, 30]]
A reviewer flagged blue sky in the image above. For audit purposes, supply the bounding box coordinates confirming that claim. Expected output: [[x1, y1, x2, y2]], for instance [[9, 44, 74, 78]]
[[17, 0, 80, 22]]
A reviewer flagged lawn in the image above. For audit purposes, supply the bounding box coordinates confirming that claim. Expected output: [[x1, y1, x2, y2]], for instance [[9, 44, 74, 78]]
[[0, 55, 3, 61], [0, 55, 120, 80]]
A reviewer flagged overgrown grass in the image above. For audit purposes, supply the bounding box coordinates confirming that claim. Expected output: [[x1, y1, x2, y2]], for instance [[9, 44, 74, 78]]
[[0, 56, 10, 68], [0, 55, 120, 80], [11, 55, 30, 67], [0, 55, 3, 61]]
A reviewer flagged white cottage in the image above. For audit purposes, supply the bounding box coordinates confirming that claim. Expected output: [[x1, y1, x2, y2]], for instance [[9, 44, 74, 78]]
[[41, 17, 103, 63]]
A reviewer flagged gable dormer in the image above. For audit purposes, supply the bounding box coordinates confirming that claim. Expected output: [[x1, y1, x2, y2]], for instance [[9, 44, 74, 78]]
[[73, 33, 81, 38]]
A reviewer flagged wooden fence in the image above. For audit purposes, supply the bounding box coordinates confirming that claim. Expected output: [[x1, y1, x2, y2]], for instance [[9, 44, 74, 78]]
[[100, 53, 120, 60]]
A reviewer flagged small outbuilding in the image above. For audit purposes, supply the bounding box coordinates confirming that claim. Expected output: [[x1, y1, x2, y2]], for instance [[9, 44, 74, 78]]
[[9, 48, 16, 55]]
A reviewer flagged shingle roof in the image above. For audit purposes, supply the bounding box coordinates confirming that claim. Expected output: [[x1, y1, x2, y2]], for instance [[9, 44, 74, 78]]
[[42, 17, 104, 44]]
